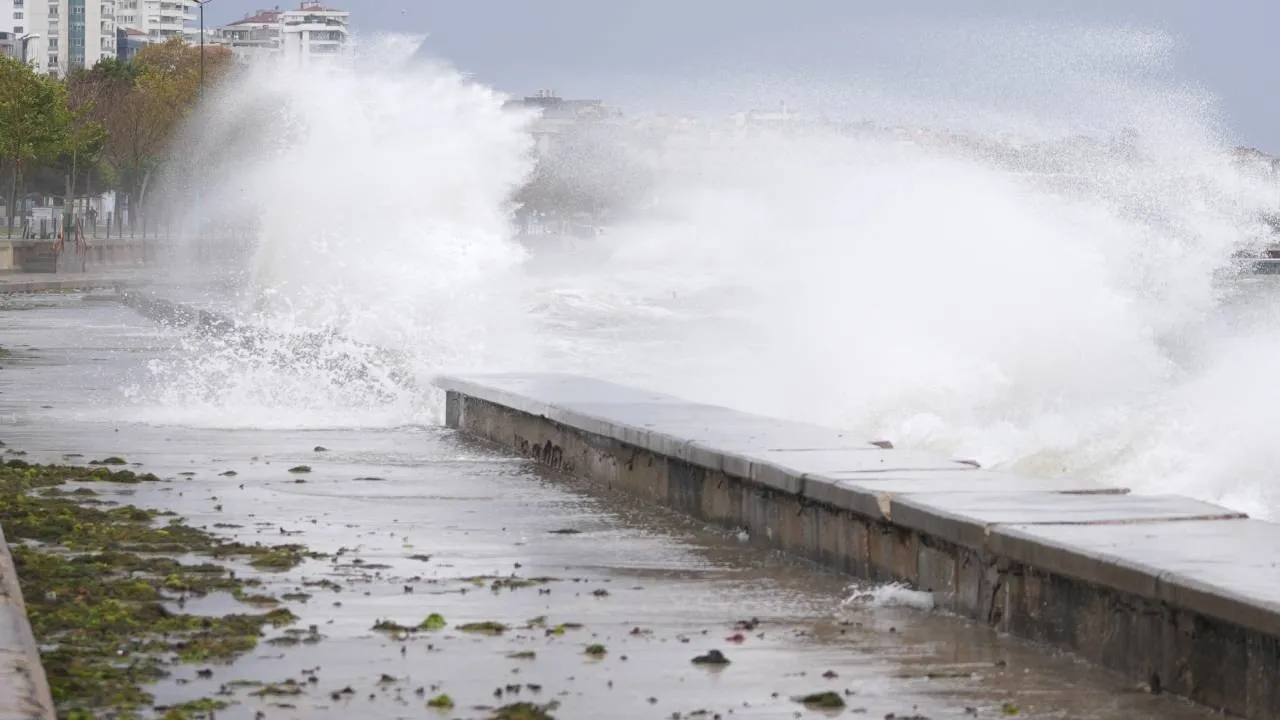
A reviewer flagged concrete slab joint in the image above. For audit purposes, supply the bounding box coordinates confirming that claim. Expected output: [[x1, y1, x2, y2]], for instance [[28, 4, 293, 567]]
[[434, 373, 1280, 719]]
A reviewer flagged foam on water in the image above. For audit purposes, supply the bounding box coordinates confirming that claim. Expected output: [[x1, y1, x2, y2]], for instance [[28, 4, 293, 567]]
[[135, 27, 1280, 517]]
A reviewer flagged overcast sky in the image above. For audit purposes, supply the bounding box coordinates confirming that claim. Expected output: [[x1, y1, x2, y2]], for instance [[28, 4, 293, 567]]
[[208, 1, 1280, 151]]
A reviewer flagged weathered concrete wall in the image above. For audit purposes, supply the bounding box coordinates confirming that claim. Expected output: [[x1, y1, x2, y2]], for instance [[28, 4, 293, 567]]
[[0, 273, 142, 294], [436, 372, 1280, 719], [0, 526, 55, 720], [0, 239, 149, 274]]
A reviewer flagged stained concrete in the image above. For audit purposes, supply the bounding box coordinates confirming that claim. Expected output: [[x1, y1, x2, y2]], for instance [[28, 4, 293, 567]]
[[0, 526, 54, 720], [0, 271, 145, 294], [436, 372, 1280, 719]]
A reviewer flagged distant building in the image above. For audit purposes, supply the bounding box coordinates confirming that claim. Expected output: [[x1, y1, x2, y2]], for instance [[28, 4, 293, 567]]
[[0, 32, 16, 61], [24, 0, 118, 76], [730, 103, 797, 132], [212, 8, 282, 63], [0, 0, 14, 35], [212, 2, 348, 65], [115, 25, 148, 61], [1232, 146, 1280, 177], [115, 0, 196, 43], [505, 90, 623, 157], [280, 2, 348, 64]]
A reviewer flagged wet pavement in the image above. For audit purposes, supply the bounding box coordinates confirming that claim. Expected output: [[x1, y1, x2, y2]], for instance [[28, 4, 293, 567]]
[[0, 292, 1225, 719]]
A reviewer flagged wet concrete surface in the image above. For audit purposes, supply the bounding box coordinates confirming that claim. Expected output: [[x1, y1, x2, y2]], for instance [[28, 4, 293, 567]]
[[0, 293, 1227, 719]]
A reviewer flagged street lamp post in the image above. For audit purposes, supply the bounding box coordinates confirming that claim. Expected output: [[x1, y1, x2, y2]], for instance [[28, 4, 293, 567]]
[[194, 0, 215, 253], [196, 0, 215, 98]]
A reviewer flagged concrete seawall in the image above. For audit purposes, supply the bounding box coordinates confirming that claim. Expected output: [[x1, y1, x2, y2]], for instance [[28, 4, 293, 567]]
[[437, 372, 1280, 719], [0, 273, 144, 294], [0, 526, 55, 720]]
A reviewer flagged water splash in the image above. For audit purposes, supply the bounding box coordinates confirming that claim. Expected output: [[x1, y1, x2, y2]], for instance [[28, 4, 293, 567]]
[[843, 583, 936, 612], [134, 27, 1280, 517], [138, 36, 539, 427]]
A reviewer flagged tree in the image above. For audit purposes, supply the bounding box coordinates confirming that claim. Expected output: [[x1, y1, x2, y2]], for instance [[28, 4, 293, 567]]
[[0, 41, 236, 239], [55, 68, 115, 233], [91, 39, 233, 231], [0, 57, 70, 237]]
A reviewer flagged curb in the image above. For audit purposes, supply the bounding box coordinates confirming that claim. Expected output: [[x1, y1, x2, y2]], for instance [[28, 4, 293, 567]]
[[436, 372, 1280, 720], [0, 278, 138, 294], [0, 524, 55, 720]]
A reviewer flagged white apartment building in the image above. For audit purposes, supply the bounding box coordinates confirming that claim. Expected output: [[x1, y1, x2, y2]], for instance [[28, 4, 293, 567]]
[[214, 2, 347, 65], [115, 0, 194, 42], [23, 0, 117, 76], [0, 0, 45, 64], [280, 2, 347, 64], [0, 1, 15, 34], [212, 7, 280, 63]]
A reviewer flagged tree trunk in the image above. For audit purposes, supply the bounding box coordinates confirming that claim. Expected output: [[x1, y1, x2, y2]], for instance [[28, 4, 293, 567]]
[[64, 152, 76, 246], [6, 159, 18, 239], [136, 169, 154, 237]]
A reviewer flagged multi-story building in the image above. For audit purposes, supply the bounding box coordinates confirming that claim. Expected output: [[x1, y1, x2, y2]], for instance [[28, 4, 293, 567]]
[[213, 3, 348, 65], [0, 1, 15, 34], [280, 2, 347, 64], [505, 90, 624, 158], [212, 7, 280, 63], [115, 0, 194, 42], [23, 0, 117, 76], [114, 22, 144, 60], [0, 0, 45, 64]]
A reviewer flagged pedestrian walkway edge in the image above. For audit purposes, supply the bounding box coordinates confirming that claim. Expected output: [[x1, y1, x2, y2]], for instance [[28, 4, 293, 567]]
[[0, 523, 55, 720]]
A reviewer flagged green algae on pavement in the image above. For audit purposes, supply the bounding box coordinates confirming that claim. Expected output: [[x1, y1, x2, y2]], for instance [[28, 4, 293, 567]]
[[458, 620, 508, 635], [489, 702, 558, 720], [795, 691, 846, 709], [0, 461, 322, 716], [427, 693, 455, 709]]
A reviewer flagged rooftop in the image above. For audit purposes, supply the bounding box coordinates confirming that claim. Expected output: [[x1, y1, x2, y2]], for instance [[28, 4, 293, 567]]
[[227, 9, 283, 26], [284, 2, 347, 14]]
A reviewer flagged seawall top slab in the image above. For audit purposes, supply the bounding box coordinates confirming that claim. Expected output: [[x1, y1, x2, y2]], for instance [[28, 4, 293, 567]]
[[895, 492, 1245, 550], [749, 448, 976, 474], [740, 448, 984, 499], [991, 518, 1280, 637], [804, 472, 1125, 521], [436, 375, 890, 480], [436, 373, 685, 413], [438, 373, 1126, 501]]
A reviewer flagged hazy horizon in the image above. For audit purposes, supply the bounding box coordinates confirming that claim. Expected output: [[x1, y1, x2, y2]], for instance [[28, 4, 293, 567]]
[[207, 1, 1280, 152]]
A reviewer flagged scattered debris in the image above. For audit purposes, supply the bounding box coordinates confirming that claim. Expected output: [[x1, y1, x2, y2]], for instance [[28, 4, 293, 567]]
[[691, 650, 730, 666]]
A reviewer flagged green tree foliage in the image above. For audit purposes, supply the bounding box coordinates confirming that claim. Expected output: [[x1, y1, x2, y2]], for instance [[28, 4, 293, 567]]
[[0, 56, 71, 236], [0, 39, 233, 236]]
